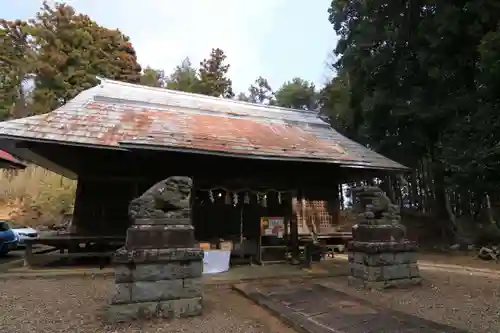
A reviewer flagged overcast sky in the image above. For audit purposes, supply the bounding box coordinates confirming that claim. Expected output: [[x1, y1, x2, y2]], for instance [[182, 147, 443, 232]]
[[3, 0, 338, 93]]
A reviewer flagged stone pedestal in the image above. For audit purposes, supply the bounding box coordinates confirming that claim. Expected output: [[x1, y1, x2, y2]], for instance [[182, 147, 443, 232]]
[[347, 240, 422, 289], [346, 186, 422, 290], [106, 247, 204, 322], [105, 176, 204, 323]]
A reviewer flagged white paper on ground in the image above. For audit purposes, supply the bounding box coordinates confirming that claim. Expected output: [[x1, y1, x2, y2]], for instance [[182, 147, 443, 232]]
[[202, 250, 231, 274]]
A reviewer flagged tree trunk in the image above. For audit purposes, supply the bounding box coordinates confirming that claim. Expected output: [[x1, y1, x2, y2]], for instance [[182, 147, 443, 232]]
[[381, 175, 396, 203], [410, 171, 418, 209], [426, 157, 436, 214], [416, 161, 425, 212], [432, 161, 456, 243], [420, 158, 431, 213], [339, 184, 345, 210], [460, 190, 472, 218], [485, 194, 494, 224], [392, 176, 402, 207]]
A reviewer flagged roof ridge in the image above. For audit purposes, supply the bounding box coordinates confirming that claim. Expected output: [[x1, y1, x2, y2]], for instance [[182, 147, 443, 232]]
[[96, 77, 320, 117]]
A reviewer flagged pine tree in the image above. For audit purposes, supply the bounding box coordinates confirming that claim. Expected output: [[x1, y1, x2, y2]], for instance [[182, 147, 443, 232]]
[[0, 19, 34, 119], [275, 78, 317, 110], [247, 76, 274, 104], [197, 48, 234, 98], [165, 58, 200, 93], [30, 1, 142, 113], [140, 66, 165, 87]]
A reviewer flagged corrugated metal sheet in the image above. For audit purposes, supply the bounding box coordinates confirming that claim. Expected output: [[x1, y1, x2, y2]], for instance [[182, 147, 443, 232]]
[[0, 78, 407, 170]]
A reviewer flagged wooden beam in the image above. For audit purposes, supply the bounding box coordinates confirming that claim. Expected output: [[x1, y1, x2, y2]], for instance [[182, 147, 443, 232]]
[[14, 146, 77, 179]]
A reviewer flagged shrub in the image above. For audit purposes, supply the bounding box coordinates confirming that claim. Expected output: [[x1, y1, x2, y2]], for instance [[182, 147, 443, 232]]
[[0, 165, 76, 227]]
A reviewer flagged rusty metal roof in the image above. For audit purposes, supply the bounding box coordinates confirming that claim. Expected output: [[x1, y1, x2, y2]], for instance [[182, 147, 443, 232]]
[[0, 78, 407, 170]]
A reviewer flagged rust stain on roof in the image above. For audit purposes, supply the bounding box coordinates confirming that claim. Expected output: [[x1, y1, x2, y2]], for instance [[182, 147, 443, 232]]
[[0, 78, 407, 170], [72, 103, 349, 159], [161, 110, 347, 157]]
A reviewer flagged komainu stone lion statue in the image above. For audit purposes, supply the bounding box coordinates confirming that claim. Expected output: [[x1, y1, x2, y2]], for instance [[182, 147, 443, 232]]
[[128, 176, 192, 221], [349, 186, 405, 242]]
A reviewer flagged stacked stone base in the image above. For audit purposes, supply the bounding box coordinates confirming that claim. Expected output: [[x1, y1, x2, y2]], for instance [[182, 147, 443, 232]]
[[105, 247, 204, 323], [347, 241, 422, 289]]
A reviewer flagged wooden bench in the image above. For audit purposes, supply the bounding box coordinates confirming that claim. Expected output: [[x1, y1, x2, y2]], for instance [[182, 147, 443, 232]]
[[24, 235, 125, 268]]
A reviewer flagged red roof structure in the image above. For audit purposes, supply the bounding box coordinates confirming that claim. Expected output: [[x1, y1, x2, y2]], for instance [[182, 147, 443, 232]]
[[0, 150, 26, 169]]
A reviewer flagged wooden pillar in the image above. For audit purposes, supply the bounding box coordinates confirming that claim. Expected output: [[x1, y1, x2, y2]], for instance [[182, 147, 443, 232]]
[[289, 191, 300, 264], [23, 242, 33, 267], [328, 183, 341, 226], [190, 175, 196, 225], [71, 177, 85, 234]]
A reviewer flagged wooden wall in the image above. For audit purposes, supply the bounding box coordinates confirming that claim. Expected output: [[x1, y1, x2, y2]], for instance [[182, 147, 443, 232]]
[[25, 142, 351, 236]]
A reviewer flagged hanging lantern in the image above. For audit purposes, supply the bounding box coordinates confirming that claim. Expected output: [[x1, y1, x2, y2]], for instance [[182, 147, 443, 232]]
[[233, 192, 238, 206], [208, 190, 215, 203], [224, 191, 231, 205], [244, 192, 250, 204], [278, 192, 282, 204], [256, 193, 261, 204], [262, 194, 267, 208]]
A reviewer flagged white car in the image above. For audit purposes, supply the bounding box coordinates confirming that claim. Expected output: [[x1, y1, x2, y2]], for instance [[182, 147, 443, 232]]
[[12, 227, 39, 246]]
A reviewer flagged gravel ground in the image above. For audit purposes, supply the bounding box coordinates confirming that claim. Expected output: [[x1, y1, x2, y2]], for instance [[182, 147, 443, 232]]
[[2, 271, 499, 333], [0, 277, 297, 333], [319, 271, 500, 333], [418, 252, 500, 271]]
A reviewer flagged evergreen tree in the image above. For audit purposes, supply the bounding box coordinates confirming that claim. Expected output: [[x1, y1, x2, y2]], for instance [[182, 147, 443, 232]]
[[0, 19, 34, 119], [324, 0, 500, 238], [197, 48, 234, 98], [30, 1, 142, 114], [275, 78, 318, 110], [140, 66, 165, 87], [165, 58, 200, 93]]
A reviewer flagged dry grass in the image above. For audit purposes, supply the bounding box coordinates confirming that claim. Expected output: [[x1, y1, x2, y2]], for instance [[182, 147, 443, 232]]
[[0, 165, 76, 227]]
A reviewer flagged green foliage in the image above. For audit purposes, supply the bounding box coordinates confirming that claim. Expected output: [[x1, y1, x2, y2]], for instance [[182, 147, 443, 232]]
[[319, 71, 353, 136], [30, 1, 142, 114], [325, 0, 500, 167], [323, 0, 500, 239], [237, 76, 321, 110], [275, 78, 318, 110], [165, 58, 200, 93], [0, 19, 34, 120], [197, 48, 234, 98], [245, 76, 275, 104], [236, 92, 250, 102], [95, 26, 142, 84], [140, 66, 165, 87]]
